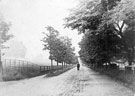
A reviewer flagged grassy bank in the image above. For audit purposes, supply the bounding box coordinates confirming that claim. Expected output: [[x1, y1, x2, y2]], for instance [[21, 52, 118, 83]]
[[2, 65, 74, 81], [2, 65, 47, 81], [90, 66, 135, 92], [46, 66, 75, 77]]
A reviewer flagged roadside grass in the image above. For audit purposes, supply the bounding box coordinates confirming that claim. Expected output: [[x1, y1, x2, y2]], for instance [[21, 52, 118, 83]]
[[2, 65, 46, 81], [2, 65, 74, 81], [46, 66, 75, 77], [91, 67, 135, 92]]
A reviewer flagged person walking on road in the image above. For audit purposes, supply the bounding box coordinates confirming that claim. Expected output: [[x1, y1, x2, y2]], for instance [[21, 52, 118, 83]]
[[77, 63, 80, 71]]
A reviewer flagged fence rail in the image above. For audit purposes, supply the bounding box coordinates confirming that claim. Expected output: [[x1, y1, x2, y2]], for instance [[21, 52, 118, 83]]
[[40, 66, 50, 72], [1, 59, 39, 77], [1, 59, 73, 80], [39, 65, 67, 72]]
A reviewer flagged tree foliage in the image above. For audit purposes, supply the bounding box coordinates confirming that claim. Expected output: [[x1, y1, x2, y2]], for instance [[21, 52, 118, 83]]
[[42, 26, 77, 65], [65, 0, 135, 67], [107, 0, 135, 65], [0, 20, 13, 48], [0, 19, 13, 58]]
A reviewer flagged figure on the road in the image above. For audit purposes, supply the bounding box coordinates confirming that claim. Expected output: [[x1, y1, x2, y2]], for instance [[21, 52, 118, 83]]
[[77, 63, 80, 71]]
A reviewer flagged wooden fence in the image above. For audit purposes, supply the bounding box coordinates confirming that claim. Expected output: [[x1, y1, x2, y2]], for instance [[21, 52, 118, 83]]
[[1, 59, 38, 76], [1, 59, 73, 77]]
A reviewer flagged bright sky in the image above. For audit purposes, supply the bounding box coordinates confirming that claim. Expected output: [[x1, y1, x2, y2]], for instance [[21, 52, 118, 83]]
[[0, 0, 82, 64]]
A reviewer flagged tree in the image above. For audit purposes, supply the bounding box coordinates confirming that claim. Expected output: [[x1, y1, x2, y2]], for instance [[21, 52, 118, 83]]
[[42, 26, 76, 67], [0, 19, 13, 80], [123, 25, 135, 65], [65, 0, 122, 67], [42, 26, 59, 67], [52, 37, 67, 65], [106, 0, 135, 65], [58, 36, 75, 65], [65, 0, 135, 67]]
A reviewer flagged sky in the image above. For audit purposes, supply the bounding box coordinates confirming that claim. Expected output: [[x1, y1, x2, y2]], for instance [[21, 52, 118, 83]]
[[0, 0, 82, 64]]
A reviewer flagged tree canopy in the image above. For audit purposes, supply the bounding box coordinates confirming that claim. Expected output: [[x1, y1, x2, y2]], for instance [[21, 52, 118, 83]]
[[42, 26, 78, 66], [65, 0, 135, 66], [0, 20, 13, 49]]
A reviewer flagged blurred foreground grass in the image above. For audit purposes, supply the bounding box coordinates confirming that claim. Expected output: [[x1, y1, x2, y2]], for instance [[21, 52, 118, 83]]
[[2, 64, 47, 81]]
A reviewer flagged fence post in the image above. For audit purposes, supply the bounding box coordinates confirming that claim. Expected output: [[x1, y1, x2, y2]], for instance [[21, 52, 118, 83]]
[[62, 62, 63, 70], [3, 59, 6, 76], [8, 59, 11, 73], [23, 61, 25, 71], [132, 67, 134, 75], [32, 63, 34, 72], [14, 60, 16, 70], [44, 66, 45, 71], [19, 60, 21, 73], [49, 66, 51, 71], [27, 62, 28, 72], [47, 66, 49, 71], [5, 59, 6, 70], [10, 59, 11, 67]]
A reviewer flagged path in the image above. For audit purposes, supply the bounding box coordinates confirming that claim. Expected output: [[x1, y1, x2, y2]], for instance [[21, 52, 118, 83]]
[[0, 66, 134, 96]]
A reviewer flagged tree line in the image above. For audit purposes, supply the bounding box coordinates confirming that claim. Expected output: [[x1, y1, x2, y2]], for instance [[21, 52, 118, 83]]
[[64, 0, 135, 67], [41, 26, 78, 67]]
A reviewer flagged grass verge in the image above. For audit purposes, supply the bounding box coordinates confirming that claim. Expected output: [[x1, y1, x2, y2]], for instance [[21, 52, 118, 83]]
[[90, 67, 135, 92], [46, 66, 74, 77], [2, 65, 74, 81], [2, 65, 46, 81]]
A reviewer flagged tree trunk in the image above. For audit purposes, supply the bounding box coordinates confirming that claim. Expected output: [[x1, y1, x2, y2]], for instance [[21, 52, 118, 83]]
[[128, 54, 132, 66], [62, 62, 63, 68], [51, 59, 53, 70], [127, 49, 133, 66], [133, 47, 135, 63], [0, 50, 3, 81], [64, 62, 65, 67], [57, 61, 58, 66], [131, 46, 135, 65], [128, 60, 132, 66]]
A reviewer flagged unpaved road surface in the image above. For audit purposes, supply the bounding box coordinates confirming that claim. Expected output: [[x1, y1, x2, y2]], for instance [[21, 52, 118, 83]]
[[0, 66, 134, 96]]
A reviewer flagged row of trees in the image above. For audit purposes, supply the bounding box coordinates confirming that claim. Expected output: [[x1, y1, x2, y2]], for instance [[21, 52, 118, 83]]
[[41, 26, 78, 67], [65, 0, 135, 67]]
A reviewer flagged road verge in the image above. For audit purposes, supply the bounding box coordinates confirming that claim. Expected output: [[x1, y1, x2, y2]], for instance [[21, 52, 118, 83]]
[[88, 66, 135, 92]]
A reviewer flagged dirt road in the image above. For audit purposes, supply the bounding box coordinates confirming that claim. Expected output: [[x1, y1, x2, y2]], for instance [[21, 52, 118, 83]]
[[0, 66, 134, 96]]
